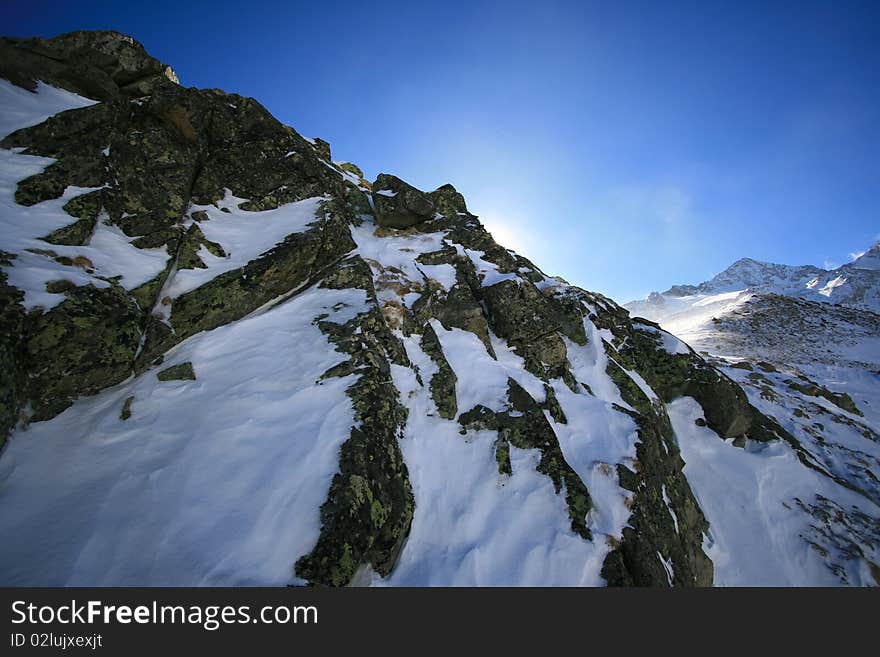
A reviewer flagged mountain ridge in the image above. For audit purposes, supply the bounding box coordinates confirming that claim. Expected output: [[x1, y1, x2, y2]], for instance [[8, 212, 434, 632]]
[[0, 30, 877, 587], [655, 244, 880, 314]]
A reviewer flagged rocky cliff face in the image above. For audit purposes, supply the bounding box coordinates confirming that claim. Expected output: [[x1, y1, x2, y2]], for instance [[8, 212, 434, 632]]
[[627, 253, 880, 585], [0, 31, 875, 586]]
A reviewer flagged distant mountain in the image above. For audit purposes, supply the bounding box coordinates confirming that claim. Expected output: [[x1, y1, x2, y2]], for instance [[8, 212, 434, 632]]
[[627, 243, 880, 370], [851, 242, 880, 271], [659, 246, 880, 314]]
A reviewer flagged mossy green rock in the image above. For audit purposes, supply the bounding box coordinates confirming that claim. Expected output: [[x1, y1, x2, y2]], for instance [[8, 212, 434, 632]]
[[428, 183, 467, 217], [157, 362, 196, 381], [120, 395, 134, 420], [295, 258, 413, 586], [25, 285, 141, 421], [596, 308, 754, 439], [0, 268, 26, 446], [601, 389, 713, 586], [0, 30, 178, 102], [787, 379, 862, 416], [419, 323, 458, 420], [136, 202, 356, 367]]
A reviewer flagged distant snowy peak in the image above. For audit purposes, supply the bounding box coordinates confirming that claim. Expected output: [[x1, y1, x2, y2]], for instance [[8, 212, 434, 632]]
[[850, 241, 880, 271], [665, 257, 824, 297], [659, 245, 880, 314], [626, 239, 880, 370]]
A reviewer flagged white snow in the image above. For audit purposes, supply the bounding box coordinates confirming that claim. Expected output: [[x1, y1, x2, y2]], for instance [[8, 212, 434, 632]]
[[657, 551, 674, 585], [0, 81, 168, 309], [0, 285, 368, 585], [374, 313, 643, 585], [638, 323, 691, 355], [562, 323, 628, 405], [669, 396, 879, 586], [850, 243, 880, 270], [374, 336, 608, 586], [350, 218, 447, 284], [165, 194, 325, 299], [661, 484, 680, 534], [429, 319, 545, 414], [417, 262, 457, 290], [818, 275, 847, 298], [0, 153, 168, 309], [0, 79, 98, 140], [80, 216, 168, 287], [460, 246, 519, 287], [548, 378, 638, 542], [374, 189, 397, 197], [627, 289, 752, 348]]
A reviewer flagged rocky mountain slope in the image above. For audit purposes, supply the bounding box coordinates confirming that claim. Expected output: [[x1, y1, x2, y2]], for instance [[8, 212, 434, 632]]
[[0, 31, 876, 586], [627, 252, 880, 585]]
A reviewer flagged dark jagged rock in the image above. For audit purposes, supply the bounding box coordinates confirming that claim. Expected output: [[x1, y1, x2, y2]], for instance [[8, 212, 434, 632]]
[[338, 162, 363, 179], [429, 183, 467, 217], [371, 174, 435, 229], [0, 30, 357, 429], [311, 137, 331, 161], [120, 395, 134, 420], [593, 305, 754, 439], [135, 197, 357, 369], [0, 266, 26, 446], [411, 253, 496, 355], [602, 408, 714, 587], [419, 322, 458, 419], [43, 190, 104, 246], [598, 373, 713, 586], [786, 379, 862, 417], [0, 30, 178, 101]]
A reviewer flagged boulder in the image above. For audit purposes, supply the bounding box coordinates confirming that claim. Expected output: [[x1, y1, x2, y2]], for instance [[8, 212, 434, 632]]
[[429, 183, 467, 216], [371, 174, 435, 229], [157, 362, 196, 381]]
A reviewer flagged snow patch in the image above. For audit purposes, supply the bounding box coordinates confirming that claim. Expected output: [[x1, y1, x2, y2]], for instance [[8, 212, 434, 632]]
[[0, 79, 98, 140], [670, 396, 878, 586], [165, 194, 325, 299], [0, 285, 368, 585]]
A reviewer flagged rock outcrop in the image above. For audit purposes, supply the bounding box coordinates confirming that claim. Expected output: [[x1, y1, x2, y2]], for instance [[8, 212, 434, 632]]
[[2, 30, 871, 587], [372, 174, 435, 228]]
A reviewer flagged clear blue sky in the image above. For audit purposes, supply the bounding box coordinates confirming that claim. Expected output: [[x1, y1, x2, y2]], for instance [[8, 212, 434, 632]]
[[6, 0, 879, 301]]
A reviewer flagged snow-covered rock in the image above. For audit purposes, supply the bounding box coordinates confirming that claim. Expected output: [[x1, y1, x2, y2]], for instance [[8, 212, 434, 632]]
[[0, 30, 876, 588]]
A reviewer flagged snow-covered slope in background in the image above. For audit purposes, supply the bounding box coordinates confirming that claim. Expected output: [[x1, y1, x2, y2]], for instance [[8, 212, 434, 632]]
[[851, 243, 880, 272], [627, 253, 880, 586], [648, 249, 880, 314]]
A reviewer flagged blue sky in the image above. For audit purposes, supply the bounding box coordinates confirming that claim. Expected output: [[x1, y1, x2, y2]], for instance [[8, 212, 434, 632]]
[[6, 0, 879, 301]]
